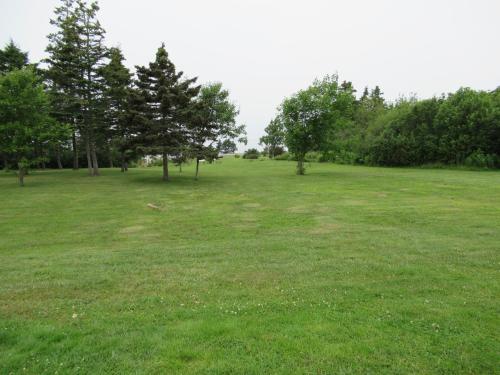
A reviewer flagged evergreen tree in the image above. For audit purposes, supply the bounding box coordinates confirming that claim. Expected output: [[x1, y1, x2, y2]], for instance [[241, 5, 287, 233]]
[[0, 40, 29, 74], [100, 47, 132, 171], [75, 0, 107, 176], [370, 86, 385, 108], [135, 43, 199, 181], [45, 0, 82, 170], [120, 86, 148, 171]]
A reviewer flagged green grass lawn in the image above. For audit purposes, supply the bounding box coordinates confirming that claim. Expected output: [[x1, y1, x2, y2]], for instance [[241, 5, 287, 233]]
[[1, 158, 499, 374]]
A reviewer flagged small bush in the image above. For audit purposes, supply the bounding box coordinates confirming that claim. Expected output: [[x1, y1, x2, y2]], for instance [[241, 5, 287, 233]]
[[334, 150, 359, 165], [234, 154, 241, 159], [274, 152, 290, 160], [243, 148, 260, 159], [127, 160, 138, 168], [272, 146, 285, 157], [304, 151, 322, 162], [147, 157, 163, 167], [464, 150, 497, 169]]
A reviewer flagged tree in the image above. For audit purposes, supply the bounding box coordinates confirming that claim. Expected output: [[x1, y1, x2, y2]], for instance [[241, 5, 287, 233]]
[[281, 74, 350, 174], [189, 82, 246, 179], [259, 117, 285, 158], [46, 0, 108, 176], [135, 43, 199, 181], [0, 40, 31, 170], [120, 86, 147, 171], [100, 47, 132, 171], [218, 139, 237, 154], [0, 68, 69, 185], [435, 88, 499, 164], [243, 148, 259, 159], [0, 40, 29, 74], [45, 0, 82, 170], [75, 0, 108, 176]]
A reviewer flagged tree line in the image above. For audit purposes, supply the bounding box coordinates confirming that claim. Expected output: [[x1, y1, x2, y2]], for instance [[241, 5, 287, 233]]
[[0, 0, 246, 185], [260, 75, 500, 173]]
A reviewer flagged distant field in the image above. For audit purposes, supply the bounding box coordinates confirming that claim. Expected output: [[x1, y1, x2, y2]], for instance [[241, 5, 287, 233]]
[[1, 158, 499, 374]]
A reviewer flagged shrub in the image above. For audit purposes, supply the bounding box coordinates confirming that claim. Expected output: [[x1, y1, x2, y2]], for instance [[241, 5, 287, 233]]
[[244, 154, 258, 159], [304, 151, 322, 162], [464, 150, 497, 169], [147, 157, 163, 167], [334, 150, 359, 165], [243, 148, 259, 159], [234, 154, 241, 159], [272, 146, 285, 157], [274, 152, 290, 160]]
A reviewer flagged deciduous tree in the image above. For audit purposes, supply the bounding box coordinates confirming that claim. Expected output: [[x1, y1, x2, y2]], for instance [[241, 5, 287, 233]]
[[0, 69, 69, 185]]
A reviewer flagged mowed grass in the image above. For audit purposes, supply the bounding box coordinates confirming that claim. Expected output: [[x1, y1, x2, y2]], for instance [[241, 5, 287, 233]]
[[0, 157, 499, 374]]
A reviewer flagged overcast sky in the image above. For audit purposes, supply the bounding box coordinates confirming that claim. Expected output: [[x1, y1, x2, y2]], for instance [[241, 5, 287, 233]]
[[1, 0, 500, 148]]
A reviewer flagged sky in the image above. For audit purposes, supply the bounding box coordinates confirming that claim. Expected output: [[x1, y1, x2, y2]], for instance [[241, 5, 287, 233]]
[[1, 0, 500, 149]]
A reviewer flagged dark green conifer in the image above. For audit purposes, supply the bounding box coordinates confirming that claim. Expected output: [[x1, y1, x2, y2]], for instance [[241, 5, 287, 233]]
[[135, 43, 199, 181]]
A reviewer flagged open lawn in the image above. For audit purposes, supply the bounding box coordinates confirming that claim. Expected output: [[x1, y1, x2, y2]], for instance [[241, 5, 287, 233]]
[[1, 158, 499, 374]]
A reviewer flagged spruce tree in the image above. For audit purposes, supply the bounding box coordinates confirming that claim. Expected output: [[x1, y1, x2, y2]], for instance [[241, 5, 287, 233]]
[[0, 40, 29, 74], [135, 43, 199, 181], [75, 0, 107, 176], [45, 0, 82, 170], [100, 47, 132, 171], [121, 86, 148, 171]]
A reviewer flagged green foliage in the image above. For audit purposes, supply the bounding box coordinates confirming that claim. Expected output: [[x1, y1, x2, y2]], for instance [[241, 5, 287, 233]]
[[304, 151, 322, 162], [280, 74, 356, 174], [273, 76, 500, 170], [0, 68, 68, 185], [3, 2, 249, 179], [274, 151, 290, 160], [189, 82, 246, 178], [134, 43, 200, 180], [0, 40, 29, 74], [100, 46, 133, 170], [44, 0, 108, 175], [464, 150, 498, 169], [259, 117, 285, 158], [242, 148, 259, 159]]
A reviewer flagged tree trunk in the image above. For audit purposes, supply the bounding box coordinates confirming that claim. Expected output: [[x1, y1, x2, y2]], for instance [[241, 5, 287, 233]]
[[120, 152, 126, 172], [297, 155, 305, 175], [162, 151, 169, 181], [18, 164, 25, 187], [72, 130, 79, 170], [91, 141, 99, 176], [56, 144, 63, 169], [179, 163, 182, 173], [85, 134, 93, 176], [108, 144, 114, 168], [195, 157, 200, 180], [40, 146, 46, 170], [2, 153, 8, 172]]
